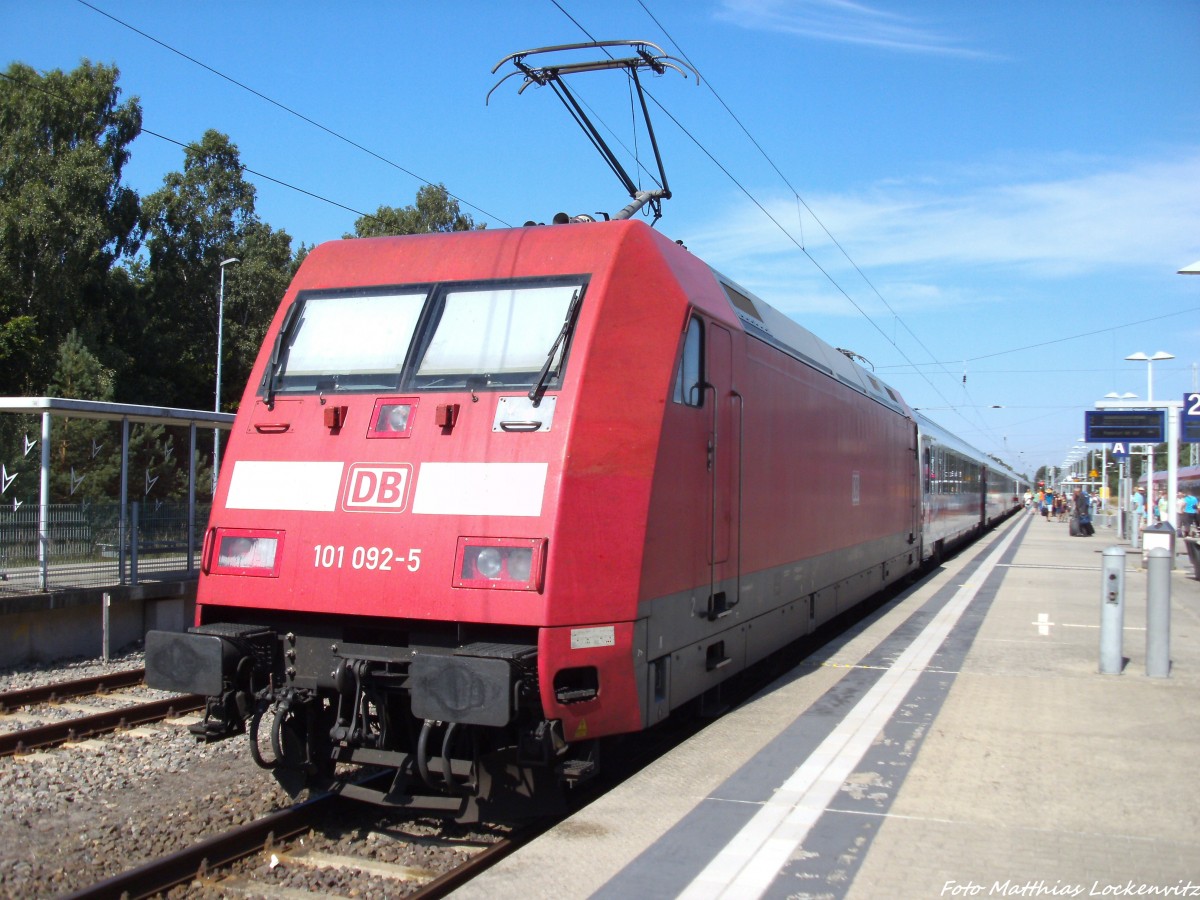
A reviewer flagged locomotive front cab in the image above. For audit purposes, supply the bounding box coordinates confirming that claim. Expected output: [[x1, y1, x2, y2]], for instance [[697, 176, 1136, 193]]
[[146, 248, 605, 816]]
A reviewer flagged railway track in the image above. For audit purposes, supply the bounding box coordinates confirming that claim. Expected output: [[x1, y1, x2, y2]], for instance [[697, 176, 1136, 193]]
[[62, 780, 528, 899], [0, 668, 205, 756], [0, 667, 149, 710], [2, 574, 923, 897], [1, 668, 533, 897], [39, 603, 891, 900]]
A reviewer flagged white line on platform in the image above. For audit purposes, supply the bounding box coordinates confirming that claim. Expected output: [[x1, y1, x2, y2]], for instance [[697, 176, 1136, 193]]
[[678, 521, 1025, 900]]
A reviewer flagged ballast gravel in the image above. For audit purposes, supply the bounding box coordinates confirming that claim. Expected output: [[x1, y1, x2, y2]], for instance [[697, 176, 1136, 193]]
[[0, 646, 500, 898]]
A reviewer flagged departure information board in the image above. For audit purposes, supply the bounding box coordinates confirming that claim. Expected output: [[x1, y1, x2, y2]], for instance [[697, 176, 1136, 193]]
[[1084, 410, 1164, 443]]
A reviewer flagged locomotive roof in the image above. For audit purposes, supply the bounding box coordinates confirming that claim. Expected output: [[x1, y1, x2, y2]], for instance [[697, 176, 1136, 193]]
[[298, 221, 913, 419], [708, 268, 910, 417]]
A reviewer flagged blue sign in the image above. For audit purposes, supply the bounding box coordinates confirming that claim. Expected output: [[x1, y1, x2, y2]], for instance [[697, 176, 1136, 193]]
[[1084, 410, 1164, 443], [1185, 393, 1200, 444], [1110, 442, 1130, 458]]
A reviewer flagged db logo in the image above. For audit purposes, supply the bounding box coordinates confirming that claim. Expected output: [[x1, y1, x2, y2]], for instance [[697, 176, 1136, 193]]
[[341, 464, 413, 512]]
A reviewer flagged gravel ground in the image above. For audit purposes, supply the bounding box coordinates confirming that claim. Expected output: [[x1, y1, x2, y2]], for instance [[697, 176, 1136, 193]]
[[0, 645, 503, 898], [0, 646, 149, 693]]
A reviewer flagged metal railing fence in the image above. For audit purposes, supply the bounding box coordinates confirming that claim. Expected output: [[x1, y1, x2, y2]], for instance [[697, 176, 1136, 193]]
[[0, 502, 210, 594]]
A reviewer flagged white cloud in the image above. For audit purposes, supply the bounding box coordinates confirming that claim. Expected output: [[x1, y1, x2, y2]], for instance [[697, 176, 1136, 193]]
[[713, 0, 992, 58], [686, 150, 1200, 318]]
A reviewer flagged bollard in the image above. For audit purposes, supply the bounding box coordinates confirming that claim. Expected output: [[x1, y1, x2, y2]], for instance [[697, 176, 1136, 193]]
[[1099, 546, 1125, 675], [1142, 521, 1175, 570], [101, 591, 111, 662], [131, 501, 140, 587], [1145, 547, 1171, 678]]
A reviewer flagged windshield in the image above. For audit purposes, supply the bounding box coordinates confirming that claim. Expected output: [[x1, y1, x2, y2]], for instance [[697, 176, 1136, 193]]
[[271, 290, 427, 394], [413, 284, 580, 390], [267, 278, 585, 396]]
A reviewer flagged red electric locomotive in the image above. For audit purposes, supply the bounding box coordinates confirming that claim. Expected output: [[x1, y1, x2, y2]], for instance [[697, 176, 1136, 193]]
[[145, 216, 950, 815]]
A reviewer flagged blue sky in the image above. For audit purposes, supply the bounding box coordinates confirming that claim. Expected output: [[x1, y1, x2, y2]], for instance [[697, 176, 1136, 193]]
[[5, 0, 1200, 477]]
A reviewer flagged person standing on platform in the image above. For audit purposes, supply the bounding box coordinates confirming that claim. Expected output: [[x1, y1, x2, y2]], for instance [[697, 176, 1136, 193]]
[[1072, 489, 1093, 536], [1182, 489, 1198, 537]]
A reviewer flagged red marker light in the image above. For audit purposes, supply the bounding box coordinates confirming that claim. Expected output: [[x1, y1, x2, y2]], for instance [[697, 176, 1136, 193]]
[[369, 398, 418, 438], [212, 528, 284, 577]]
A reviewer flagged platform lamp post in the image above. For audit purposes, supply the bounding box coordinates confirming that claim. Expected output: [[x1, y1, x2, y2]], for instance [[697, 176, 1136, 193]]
[[1125, 351, 1173, 524], [1105, 392, 1137, 513], [213, 257, 240, 496], [1181, 261, 1200, 464]]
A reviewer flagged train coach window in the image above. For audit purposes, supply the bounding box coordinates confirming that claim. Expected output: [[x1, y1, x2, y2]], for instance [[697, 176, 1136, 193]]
[[673, 316, 704, 407], [413, 282, 583, 391]]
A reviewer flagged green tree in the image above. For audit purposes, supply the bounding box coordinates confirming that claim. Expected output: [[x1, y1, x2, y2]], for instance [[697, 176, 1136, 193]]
[[138, 130, 294, 412], [37, 332, 208, 503], [218, 220, 296, 410], [48, 328, 115, 401], [347, 183, 483, 238], [0, 60, 142, 394], [45, 330, 119, 502]]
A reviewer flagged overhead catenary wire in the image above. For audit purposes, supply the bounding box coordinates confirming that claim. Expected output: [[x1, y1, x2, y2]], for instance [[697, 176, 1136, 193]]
[[874, 302, 1200, 370], [73, 0, 513, 229], [75, 0, 967, 430], [633, 1, 961, 373], [517, 10, 1016, 462], [617, 1, 1092, 462], [59, 0, 1083, 466], [550, 4, 976, 436], [0, 70, 379, 227]]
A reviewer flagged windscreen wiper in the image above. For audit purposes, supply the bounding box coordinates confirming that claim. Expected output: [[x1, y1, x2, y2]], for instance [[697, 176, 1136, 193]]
[[529, 288, 582, 405], [262, 302, 300, 409]]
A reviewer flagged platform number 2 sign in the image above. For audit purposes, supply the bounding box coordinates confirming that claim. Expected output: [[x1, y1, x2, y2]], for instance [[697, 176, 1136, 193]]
[[1185, 393, 1200, 444]]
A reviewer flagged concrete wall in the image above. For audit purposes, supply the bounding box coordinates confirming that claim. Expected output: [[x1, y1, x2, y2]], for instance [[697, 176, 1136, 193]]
[[0, 581, 197, 668]]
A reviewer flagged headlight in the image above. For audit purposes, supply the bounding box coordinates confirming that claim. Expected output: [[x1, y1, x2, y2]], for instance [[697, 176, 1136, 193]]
[[455, 538, 546, 591], [474, 547, 504, 578], [506, 548, 533, 582]]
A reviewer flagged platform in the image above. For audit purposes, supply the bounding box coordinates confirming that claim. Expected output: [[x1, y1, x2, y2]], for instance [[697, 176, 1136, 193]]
[[455, 512, 1200, 899]]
